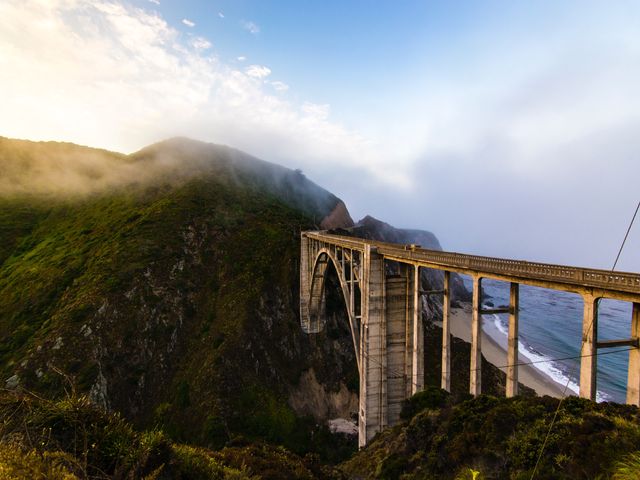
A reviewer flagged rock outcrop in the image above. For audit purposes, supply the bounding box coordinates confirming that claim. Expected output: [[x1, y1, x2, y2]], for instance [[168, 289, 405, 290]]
[[341, 215, 471, 320], [319, 200, 354, 230]]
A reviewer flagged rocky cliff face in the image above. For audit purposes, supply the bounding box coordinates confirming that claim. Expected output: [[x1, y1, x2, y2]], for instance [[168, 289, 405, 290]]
[[319, 200, 354, 230], [349, 215, 443, 249]]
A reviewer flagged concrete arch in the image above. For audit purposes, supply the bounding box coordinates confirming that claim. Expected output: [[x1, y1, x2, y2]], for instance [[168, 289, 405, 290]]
[[308, 248, 361, 370], [301, 234, 424, 447]]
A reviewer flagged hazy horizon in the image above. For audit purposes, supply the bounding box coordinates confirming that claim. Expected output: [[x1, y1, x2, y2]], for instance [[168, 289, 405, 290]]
[[1, 0, 639, 271]]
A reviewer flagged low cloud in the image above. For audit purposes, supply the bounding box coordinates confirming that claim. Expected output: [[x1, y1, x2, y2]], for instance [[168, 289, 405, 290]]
[[241, 20, 260, 35], [270, 81, 289, 92], [191, 36, 211, 50], [0, 0, 399, 194], [182, 18, 195, 27], [359, 48, 640, 271], [245, 64, 271, 79], [301, 102, 330, 121]]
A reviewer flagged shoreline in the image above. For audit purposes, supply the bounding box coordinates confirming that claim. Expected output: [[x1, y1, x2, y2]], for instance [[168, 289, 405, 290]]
[[441, 303, 568, 398]]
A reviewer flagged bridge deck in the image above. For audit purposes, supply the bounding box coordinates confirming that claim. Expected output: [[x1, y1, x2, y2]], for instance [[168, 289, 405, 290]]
[[304, 231, 640, 302], [301, 231, 640, 444]]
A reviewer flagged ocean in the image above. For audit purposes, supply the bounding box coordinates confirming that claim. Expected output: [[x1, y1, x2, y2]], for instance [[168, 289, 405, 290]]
[[461, 277, 633, 403]]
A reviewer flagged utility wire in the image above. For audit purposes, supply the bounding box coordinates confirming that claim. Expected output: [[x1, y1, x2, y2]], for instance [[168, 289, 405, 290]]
[[613, 199, 640, 271], [530, 198, 640, 480], [471, 346, 634, 374], [359, 333, 635, 393]]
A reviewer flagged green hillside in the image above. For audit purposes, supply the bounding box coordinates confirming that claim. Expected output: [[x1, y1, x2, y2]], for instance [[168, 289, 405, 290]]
[[0, 137, 357, 461]]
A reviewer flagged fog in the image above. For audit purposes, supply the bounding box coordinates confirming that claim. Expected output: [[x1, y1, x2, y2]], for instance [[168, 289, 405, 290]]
[[1, 0, 639, 273]]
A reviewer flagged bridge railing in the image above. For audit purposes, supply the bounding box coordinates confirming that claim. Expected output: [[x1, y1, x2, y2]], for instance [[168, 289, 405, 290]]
[[304, 231, 640, 298]]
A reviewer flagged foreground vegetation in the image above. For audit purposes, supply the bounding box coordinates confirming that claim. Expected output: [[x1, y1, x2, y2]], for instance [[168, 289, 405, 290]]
[[2, 389, 640, 479], [0, 391, 342, 479], [343, 387, 640, 479]]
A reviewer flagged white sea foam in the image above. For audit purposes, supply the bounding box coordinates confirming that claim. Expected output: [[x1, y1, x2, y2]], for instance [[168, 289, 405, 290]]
[[483, 313, 610, 401]]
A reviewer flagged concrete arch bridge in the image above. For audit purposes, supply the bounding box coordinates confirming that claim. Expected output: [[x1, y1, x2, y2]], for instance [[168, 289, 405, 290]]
[[299, 231, 640, 447]]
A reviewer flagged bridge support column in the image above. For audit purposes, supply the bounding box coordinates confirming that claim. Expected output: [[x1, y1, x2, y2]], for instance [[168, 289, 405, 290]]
[[412, 265, 424, 394], [300, 235, 311, 332], [506, 282, 519, 398], [470, 276, 482, 396], [441, 271, 451, 392], [359, 245, 387, 447], [579, 293, 598, 401], [385, 267, 415, 425], [626, 303, 640, 405]]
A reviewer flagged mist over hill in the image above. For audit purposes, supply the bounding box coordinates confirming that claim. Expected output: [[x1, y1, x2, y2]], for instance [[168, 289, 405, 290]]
[[0, 136, 350, 225]]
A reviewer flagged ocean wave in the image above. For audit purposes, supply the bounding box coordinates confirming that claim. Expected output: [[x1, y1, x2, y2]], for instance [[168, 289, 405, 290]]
[[484, 314, 610, 402]]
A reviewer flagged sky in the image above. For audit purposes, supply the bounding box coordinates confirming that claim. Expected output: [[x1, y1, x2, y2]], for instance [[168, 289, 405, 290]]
[[1, 0, 639, 271]]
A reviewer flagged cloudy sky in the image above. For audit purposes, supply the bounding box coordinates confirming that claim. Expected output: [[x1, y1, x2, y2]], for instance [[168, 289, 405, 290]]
[[1, 0, 639, 271]]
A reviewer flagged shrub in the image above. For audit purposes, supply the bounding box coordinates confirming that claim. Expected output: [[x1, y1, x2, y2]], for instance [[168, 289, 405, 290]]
[[400, 386, 450, 420]]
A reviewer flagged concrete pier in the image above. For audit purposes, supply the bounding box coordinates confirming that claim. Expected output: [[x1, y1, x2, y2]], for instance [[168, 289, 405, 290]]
[[627, 303, 640, 405], [580, 293, 598, 401], [411, 265, 423, 394], [470, 276, 482, 397], [506, 282, 519, 398], [441, 271, 451, 392], [385, 268, 416, 425], [359, 245, 386, 446]]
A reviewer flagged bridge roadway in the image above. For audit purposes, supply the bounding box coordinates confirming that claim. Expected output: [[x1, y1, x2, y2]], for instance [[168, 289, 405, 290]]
[[299, 231, 640, 447]]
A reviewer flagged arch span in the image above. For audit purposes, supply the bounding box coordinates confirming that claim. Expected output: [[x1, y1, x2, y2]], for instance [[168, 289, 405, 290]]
[[300, 233, 423, 447], [307, 248, 361, 368]]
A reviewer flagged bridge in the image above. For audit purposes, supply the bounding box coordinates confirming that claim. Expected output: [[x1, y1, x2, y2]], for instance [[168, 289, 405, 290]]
[[299, 231, 640, 447]]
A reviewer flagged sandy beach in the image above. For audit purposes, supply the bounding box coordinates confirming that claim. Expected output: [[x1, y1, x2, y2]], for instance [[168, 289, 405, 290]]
[[442, 303, 568, 397]]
